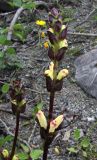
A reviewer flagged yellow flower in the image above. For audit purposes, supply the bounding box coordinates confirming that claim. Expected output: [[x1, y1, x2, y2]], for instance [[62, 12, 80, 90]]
[[41, 32, 45, 38], [49, 115, 63, 133], [36, 110, 47, 129], [36, 20, 46, 26], [44, 41, 49, 48], [44, 61, 54, 80], [57, 69, 69, 80], [2, 149, 9, 158], [59, 39, 68, 49], [12, 155, 19, 160]]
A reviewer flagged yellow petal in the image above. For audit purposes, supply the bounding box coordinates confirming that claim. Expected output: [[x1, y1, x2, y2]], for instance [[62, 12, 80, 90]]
[[36, 110, 47, 129], [44, 62, 54, 80], [41, 32, 45, 38], [48, 28, 54, 33], [44, 70, 53, 80], [11, 100, 17, 105], [49, 61, 54, 71], [57, 69, 69, 80], [35, 20, 46, 26], [61, 25, 66, 31], [12, 155, 19, 160], [44, 41, 49, 48], [2, 149, 9, 158], [19, 99, 26, 107], [49, 115, 63, 133], [59, 39, 68, 49]]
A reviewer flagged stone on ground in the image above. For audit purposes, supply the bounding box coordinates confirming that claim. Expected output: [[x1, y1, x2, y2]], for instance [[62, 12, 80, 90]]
[[75, 48, 97, 99]]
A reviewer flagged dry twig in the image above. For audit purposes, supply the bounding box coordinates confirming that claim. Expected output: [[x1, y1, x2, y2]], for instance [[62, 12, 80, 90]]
[[28, 122, 37, 144], [68, 31, 97, 37], [76, 8, 97, 27]]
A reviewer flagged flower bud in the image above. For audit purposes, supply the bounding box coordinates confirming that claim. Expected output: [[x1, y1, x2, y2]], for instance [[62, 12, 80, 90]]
[[49, 115, 63, 133], [44, 62, 54, 80], [44, 41, 49, 49], [2, 149, 9, 158], [10, 80, 26, 114], [59, 39, 68, 49], [48, 47, 55, 60], [12, 155, 19, 160], [41, 32, 45, 38], [54, 20, 62, 32], [36, 110, 47, 129], [47, 31, 57, 44], [45, 76, 54, 92], [49, 14, 54, 24], [48, 28, 54, 33], [56, 47, 65, 61], [59, 26, 67, 40], [57, 69, 69, 80], [51, 8, 59, 18]]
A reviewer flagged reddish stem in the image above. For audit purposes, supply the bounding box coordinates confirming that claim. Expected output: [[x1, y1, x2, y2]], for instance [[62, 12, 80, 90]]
[[10, 112, 20, 160]]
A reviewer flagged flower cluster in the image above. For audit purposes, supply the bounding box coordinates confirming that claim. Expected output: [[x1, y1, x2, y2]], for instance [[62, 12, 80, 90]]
[[44, 61, 69, 91], [36, 110, 63, 133], [9, 80, 26, 115], [43, 8, 69, 92], [47, 8, 68, 61]]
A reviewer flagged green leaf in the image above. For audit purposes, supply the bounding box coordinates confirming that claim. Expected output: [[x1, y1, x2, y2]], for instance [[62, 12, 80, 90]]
[[20, 144, 30, 153], [64, 18, 73, 22], [0, 28, 8, 34], [0, 35, 7, 45], [14, 31, 25, 42], [14, 24, 24, 30], [67, 147, 78, 154], [18, 153, 29, 160], [4, 135, 13, 142], [0, 135, 13, 147], [0, 137, 5, 147], [30, 149, 43, 160], [6, 47, 16, 55], [1, 83, 9, 93], [0, 35, 11, 45], [73, 129, 80, 140], [81, 137, 90, 148], [23, 2, 36, 9], [83, 151, 87, 157], [13, 0, 22, 7], [32, 102, 43, 117], [0, 51, 4, 58]]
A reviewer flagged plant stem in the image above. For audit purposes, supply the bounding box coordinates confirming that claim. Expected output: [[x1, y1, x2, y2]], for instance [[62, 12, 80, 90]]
[[48, 91, 55, 120], [10, 112, 20, 160], [43, 91, 55, 160], [42, 140, 49, 160]]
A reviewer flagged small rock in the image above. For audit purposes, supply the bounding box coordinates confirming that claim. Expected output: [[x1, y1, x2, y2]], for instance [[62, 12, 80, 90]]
[[87, 116, 95, 122]]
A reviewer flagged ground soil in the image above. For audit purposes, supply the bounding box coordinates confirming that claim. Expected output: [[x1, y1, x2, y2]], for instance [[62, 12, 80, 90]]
[[0, 0, 97, 160]]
